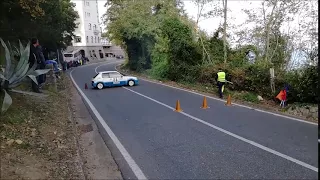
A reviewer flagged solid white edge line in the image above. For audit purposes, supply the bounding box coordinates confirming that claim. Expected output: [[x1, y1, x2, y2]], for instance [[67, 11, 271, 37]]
[[113, 65, 318, 126], [123, 87, 318, 173], [70, 68, 147, 180]]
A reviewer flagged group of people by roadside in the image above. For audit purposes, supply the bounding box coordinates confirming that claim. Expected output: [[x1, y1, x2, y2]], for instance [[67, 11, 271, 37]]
[[28, 37, 91, 93], [28, 38, 61, 93]]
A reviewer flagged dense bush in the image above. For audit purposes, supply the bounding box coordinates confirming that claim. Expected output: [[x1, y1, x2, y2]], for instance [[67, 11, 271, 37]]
[[149, 36, 170, 79], [125, 36, 154, 72], [158, 17, 202, 81], [284, 66, 318, 103]]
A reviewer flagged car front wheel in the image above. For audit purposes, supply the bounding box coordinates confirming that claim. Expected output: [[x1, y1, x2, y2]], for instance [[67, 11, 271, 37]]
[[97, 83, 104, 89], [128, 80, 135, 87]]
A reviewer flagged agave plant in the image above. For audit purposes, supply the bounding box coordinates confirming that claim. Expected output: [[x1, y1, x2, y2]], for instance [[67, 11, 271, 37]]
[[0, 38, 50, 113]]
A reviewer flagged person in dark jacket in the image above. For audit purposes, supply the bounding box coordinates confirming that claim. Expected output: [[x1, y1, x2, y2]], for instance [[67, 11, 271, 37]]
[[37, 45, 47, 85], [29, 38, 46, 93]]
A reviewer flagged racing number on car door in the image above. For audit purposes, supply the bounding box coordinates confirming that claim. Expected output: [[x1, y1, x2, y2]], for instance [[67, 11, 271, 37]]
[[113, 77, 120, 84]]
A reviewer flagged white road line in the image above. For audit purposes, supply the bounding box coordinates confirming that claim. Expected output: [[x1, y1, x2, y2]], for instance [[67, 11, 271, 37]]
[[70, 69, 147, 180], [95, 60, 124, 73], [123, 87, 318, 173], [113, 65, 317, 126]]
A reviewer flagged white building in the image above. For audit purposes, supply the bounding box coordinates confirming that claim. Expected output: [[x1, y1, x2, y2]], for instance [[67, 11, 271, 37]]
[[64, 0, 125, 60], [66, 0, 105, 59], [101, 37, 125, 57]]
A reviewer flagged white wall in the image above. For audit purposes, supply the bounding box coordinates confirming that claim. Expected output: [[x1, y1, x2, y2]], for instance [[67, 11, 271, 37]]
[[71, 0, 102, 47], [71, 0, 86, 46], [83, 0, 101, 46]]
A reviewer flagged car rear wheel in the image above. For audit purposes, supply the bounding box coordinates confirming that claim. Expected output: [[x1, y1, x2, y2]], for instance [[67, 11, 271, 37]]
[[128, 80, 135, 87], [97, 83, 104, 89]]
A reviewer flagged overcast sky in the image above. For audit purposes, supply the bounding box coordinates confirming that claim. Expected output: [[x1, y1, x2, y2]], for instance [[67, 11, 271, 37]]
[[97, 0, 261, 35]]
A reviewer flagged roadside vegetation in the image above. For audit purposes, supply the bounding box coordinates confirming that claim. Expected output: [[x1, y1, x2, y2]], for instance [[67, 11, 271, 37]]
[[0, 0, 81, 178], [0, 0, 78, 65], [0, 75, 84, 179], [105, 0, 318, 121]]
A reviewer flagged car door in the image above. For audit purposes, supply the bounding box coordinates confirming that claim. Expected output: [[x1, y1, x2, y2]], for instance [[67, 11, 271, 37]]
[[109, 72, 124, 86], [101, 73, 112, 86]]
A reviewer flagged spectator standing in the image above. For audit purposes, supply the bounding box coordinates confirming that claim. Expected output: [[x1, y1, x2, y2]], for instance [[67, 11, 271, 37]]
[[29, 38, 45, 93], [37, 45, 47, 87]]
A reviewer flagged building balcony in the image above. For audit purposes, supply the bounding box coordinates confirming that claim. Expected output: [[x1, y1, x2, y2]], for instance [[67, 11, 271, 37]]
[[102, 41, 112, 47]]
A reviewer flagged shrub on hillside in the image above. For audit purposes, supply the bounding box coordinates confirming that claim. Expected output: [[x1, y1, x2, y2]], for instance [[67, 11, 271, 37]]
[[159, 17, 202, 81], [284, 66, 318, 103]]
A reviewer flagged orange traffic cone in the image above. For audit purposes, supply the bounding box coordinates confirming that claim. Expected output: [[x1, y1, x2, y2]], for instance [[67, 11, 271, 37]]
[[201, 96, 209, 109], [175, 100, 182, 112], [85, 83, 88, 89], [225, 94, 232, 106]]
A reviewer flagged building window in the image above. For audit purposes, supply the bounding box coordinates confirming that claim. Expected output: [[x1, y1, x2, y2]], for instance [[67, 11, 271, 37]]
[[85, 12, 91, 18], [98, 37, 100, 43], [91, 36, 93, 43], [89, 23, 91, 30], [95, 36, 97, 43], [86, 36, 88, 43], [86, 1, 89, 6], [75, 36, 81, 43], [93, 24, 97, 30]]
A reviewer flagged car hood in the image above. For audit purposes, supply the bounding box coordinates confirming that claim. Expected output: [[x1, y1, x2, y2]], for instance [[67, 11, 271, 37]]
[[124, 76, 138, 79]]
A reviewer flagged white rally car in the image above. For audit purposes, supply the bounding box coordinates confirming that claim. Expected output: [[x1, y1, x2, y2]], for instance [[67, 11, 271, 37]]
[[92, 71, 139, 89]]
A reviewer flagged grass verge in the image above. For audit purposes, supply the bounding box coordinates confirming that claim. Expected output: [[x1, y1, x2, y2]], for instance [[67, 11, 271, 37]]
[[0, 74, 84, 179]]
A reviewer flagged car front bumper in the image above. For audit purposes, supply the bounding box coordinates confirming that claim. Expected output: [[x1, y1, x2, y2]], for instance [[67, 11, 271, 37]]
[[92, 81, 97, 87]]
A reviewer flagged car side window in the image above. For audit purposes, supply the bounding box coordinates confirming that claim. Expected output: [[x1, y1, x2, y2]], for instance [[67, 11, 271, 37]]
[[109, 72, 121, 78], [102, 73, 110, 78]]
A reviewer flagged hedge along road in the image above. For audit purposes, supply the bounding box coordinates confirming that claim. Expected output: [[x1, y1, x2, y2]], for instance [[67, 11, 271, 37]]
[[70, 60, 318, 179]]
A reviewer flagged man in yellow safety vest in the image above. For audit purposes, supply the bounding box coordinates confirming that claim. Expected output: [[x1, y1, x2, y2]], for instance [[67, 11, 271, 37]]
[[216, 68, 226, 98]]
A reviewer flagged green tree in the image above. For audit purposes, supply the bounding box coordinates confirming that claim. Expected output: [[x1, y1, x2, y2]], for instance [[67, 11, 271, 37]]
[[0, 0, 78, 49]]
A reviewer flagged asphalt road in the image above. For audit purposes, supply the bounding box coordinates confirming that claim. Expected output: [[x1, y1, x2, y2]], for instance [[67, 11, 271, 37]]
[[70, 60, 318, 179]]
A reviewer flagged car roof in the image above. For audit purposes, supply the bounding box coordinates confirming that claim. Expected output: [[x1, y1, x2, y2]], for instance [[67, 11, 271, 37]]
[[98, 71, 120, 74]]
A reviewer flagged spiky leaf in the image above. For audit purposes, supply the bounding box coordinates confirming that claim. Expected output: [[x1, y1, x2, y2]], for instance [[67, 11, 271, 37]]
[[7, 41, 15, 63], [1, 89, 12, 112], [27, 75, 38, 85], [7, 63, 16, 80], [31, 69, 51, 77], [13, 42, 30, 78], [9, 60, 38, 87], [0, 74, 7, 81], [9, 63, 29, 84], [19, 40, 24, 56], [0, 38, 11, 78]]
